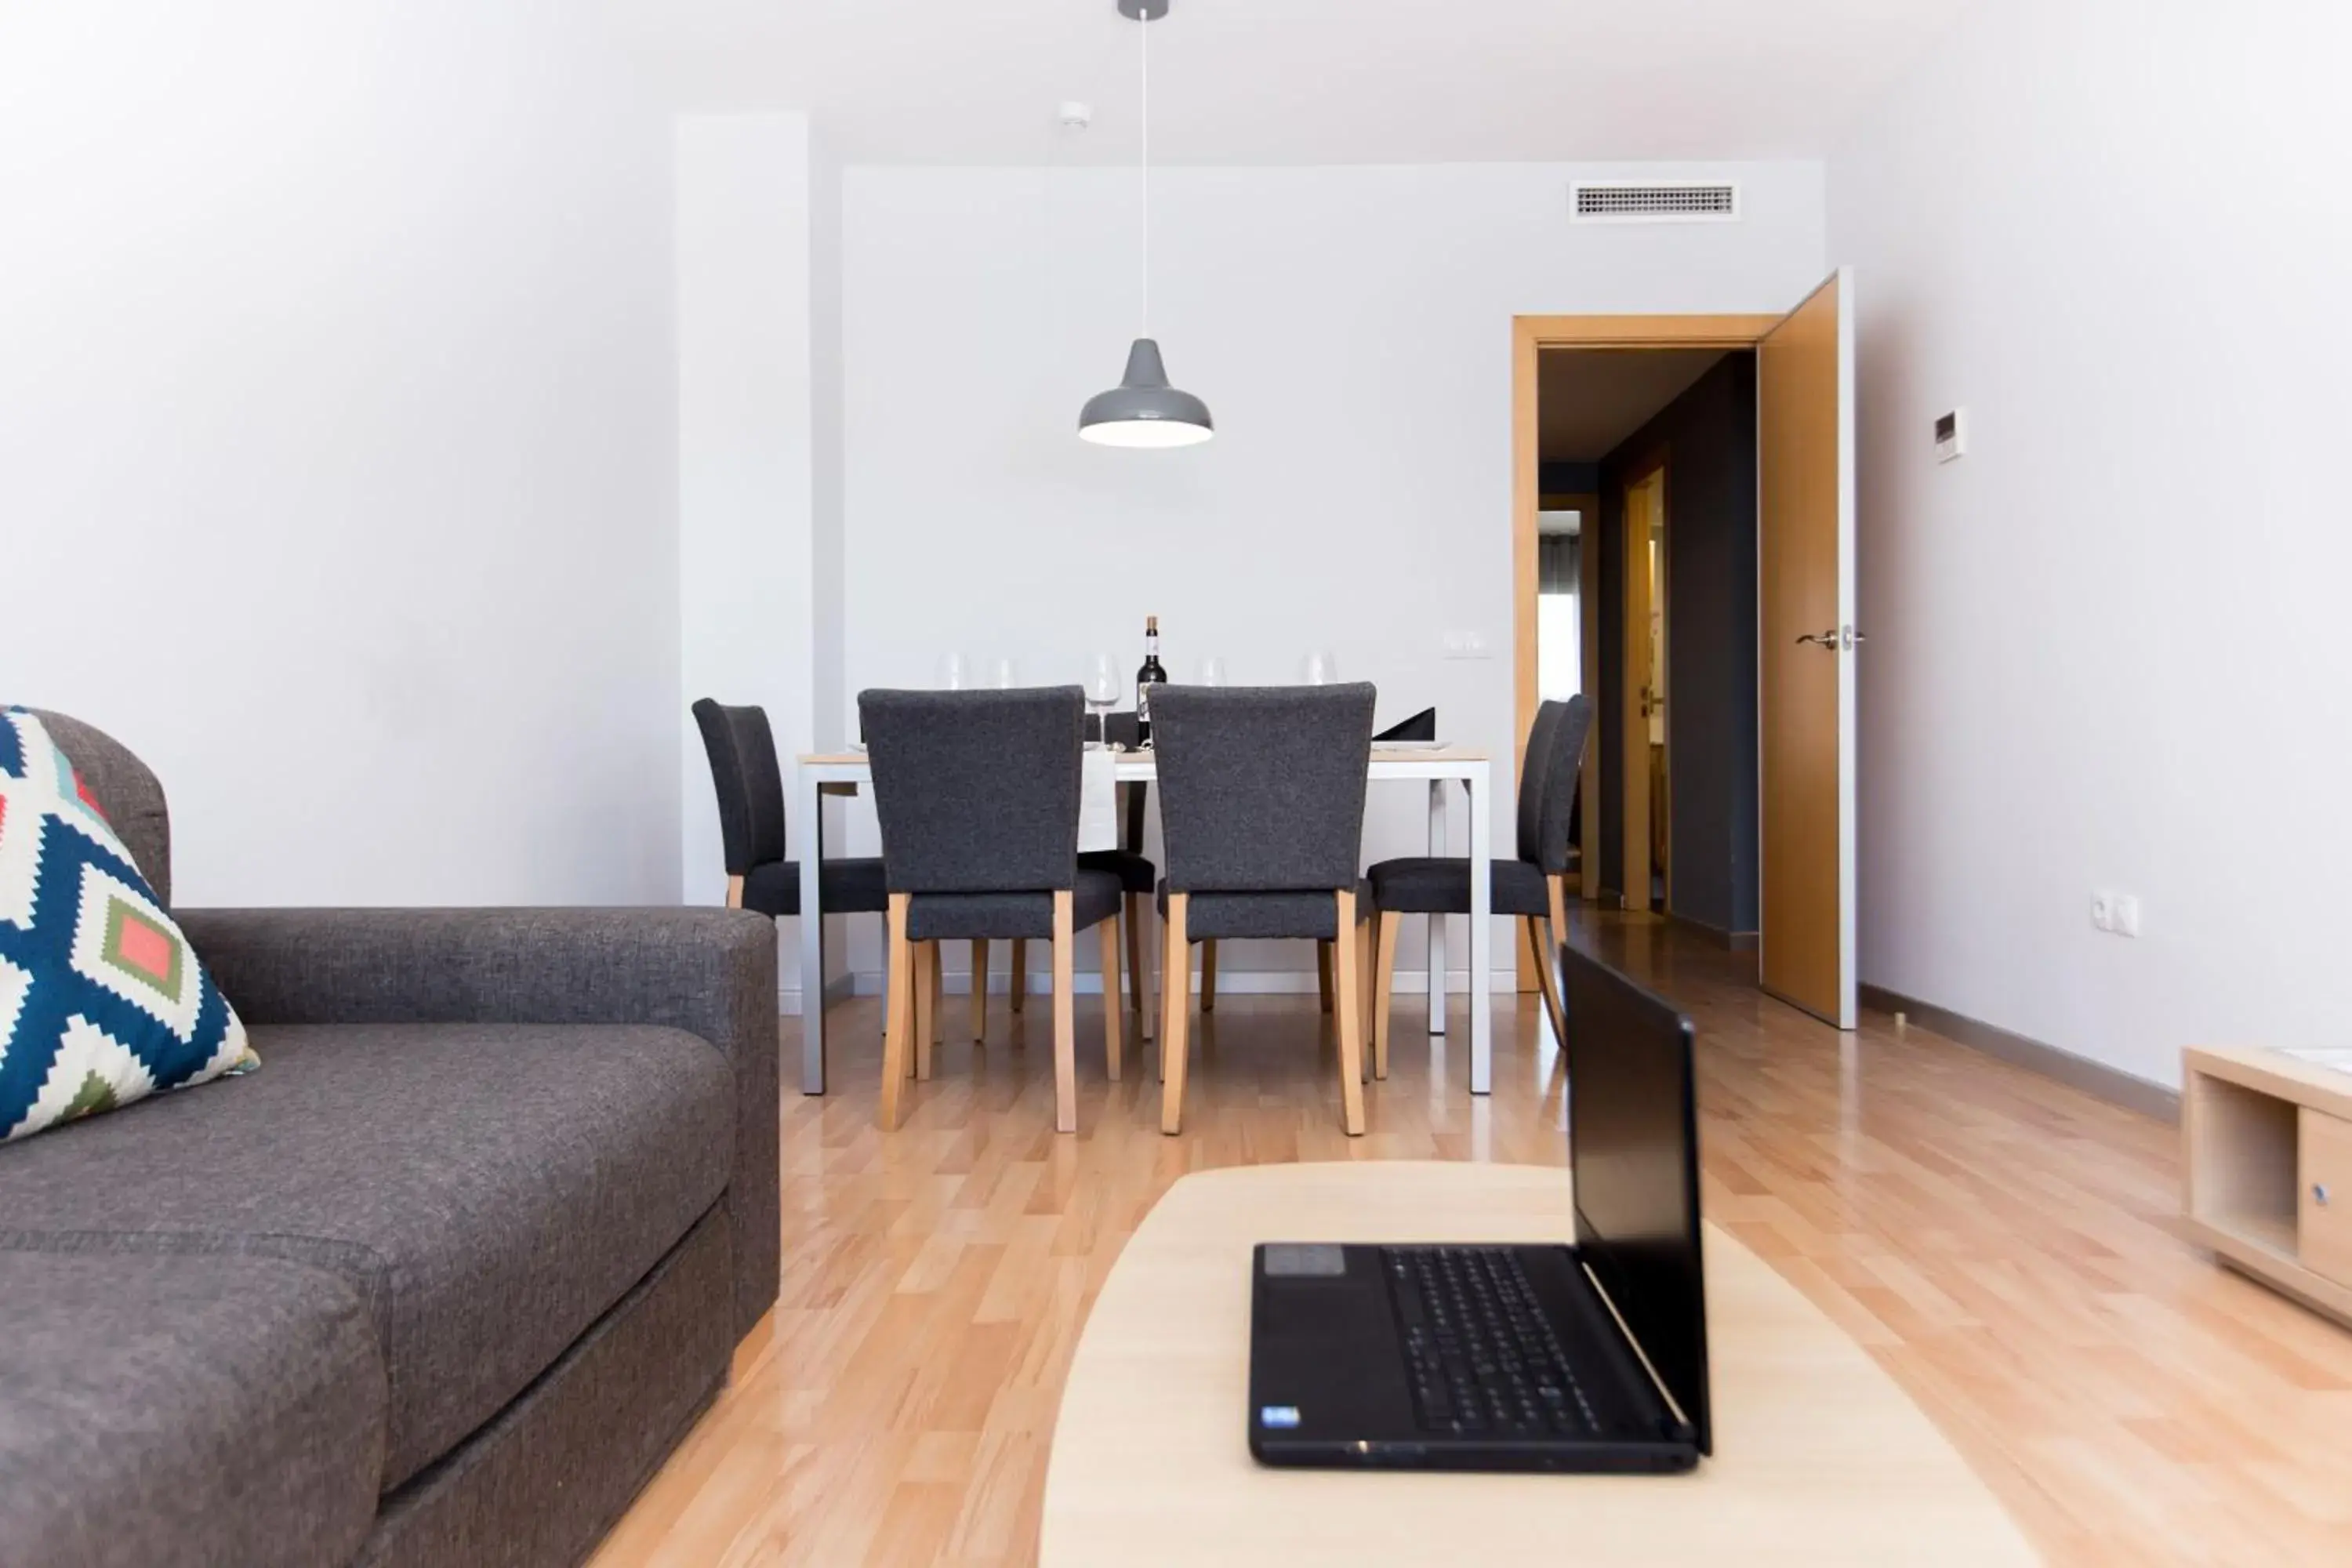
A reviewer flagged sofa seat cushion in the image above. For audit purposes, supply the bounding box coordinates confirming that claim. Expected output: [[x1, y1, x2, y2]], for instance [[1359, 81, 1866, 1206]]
[[0, 1021, 732, 1492], [0, 1249, 386, 1568]]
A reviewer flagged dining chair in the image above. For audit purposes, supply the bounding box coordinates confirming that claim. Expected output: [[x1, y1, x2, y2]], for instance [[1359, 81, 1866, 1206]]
[[860, 686, 1125, 1134], [1364, 694, 1591, 1068], [1151, 683, 1378, 1136], [1007, 710, 1156, 1044], [691, 699, 891, 1022]]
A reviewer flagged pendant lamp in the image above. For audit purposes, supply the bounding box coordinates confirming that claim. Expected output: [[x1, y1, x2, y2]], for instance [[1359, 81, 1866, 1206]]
[[1078, 0, 1213, 448]]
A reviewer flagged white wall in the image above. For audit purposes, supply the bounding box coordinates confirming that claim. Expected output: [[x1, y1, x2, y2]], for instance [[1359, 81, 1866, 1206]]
[[839, 161, 1828, 985], [675, 114, 814, 909], [0, 2, 681, 906], [674, 112, 851, 1009], [1831, 0, 2352, 1087]]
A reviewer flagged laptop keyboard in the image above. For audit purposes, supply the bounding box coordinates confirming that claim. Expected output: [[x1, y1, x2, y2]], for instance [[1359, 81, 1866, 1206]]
[[1383, 1247, 1602, 1439]]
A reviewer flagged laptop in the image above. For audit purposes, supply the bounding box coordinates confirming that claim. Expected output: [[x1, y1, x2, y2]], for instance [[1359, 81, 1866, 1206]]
[[1247, 945, 1711, 1473]]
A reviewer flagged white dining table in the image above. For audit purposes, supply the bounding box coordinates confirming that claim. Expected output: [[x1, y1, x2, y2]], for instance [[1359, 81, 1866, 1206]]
[[792, 745, 1497, 1100]]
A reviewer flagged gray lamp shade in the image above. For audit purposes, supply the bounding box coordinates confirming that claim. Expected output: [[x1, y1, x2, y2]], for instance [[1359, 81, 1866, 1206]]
[[1078, 338, 1214, 448]]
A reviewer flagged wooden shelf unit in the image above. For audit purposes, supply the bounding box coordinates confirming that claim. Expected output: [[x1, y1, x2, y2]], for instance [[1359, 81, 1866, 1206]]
[[2183, 1046, 2352, 1328]]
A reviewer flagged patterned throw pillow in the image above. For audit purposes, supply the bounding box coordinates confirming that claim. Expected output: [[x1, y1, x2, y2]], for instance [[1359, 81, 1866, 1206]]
[[0, 708, 254, 1142]]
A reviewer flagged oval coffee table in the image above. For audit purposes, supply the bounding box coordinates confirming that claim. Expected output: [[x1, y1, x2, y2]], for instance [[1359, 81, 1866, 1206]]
[[1040, 1162, 2036, 1566]]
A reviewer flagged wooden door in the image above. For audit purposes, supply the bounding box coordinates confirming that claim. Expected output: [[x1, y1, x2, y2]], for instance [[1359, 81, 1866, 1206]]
[[1759, 270, 1857, 1028]]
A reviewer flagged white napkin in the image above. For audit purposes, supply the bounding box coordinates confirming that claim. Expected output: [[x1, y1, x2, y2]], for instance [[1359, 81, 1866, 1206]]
[[1077, 748, 1120, 854]]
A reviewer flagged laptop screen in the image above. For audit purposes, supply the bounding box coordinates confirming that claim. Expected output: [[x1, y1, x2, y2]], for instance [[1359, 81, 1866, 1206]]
[[1562, 945, 1711, 1454]]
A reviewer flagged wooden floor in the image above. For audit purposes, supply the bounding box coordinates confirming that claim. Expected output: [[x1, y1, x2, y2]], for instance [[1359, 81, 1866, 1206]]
[[590, 910, 2352, 1566]]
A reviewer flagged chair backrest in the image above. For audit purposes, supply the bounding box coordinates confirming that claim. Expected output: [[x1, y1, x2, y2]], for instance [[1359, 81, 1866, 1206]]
[[1151, 684, 1376, 894], [859, 687, 1084, 894], [691, 699, 789, 874], [1534, 694, 1593, 875], [1374, 706, 1437, 742], [26, 710, 174, 906], [1515, 700, 1566, 866]]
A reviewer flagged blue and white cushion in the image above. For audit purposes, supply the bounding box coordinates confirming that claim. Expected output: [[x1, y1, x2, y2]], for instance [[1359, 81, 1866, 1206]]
[[0, 708, 254, 1142]]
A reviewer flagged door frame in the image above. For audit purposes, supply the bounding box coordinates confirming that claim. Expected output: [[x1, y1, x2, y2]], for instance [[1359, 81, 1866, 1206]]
[[1511, 314, 1780, 909], [1619, 453, 1669, 914]]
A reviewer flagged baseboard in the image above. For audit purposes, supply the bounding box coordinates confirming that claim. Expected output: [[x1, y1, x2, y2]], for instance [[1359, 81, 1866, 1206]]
[[777, 973, 857, 1018], [1666, 913, 1759, 953], [1859, 984, 2179, 1123], [844, 968, 1520, 998]]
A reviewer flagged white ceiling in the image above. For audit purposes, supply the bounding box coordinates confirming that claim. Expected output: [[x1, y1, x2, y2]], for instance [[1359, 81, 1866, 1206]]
[[592, 0, 1974, 165], [1539, 348, 1730, 463]]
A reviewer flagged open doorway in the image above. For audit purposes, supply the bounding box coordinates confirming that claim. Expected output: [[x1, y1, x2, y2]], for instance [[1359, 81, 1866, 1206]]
[[1524, 344, 1746, 932], [1623, 457, 1668, 912]]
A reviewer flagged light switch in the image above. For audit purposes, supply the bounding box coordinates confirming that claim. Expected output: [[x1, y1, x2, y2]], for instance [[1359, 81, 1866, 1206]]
[[1443, 630, 1494, 660]]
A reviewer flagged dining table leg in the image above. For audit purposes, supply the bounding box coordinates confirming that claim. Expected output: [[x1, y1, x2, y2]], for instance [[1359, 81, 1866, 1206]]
[[797, 766, 828, 1094], [1425, 779, 1447, 1037], [1468, 760, 1493, 1094]]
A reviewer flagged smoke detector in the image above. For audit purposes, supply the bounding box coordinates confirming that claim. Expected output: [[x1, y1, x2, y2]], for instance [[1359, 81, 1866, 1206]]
[[1058, 100, 1093, 132]]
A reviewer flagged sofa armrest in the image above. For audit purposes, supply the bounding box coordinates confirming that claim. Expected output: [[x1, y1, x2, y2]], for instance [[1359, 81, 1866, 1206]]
[[176, 906, 780, 1341]]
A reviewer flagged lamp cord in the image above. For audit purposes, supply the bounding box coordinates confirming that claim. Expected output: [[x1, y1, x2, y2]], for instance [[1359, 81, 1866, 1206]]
[[1138, 6, 1149, 337]]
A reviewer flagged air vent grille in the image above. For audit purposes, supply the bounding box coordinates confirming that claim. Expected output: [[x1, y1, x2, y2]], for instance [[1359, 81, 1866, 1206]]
[[1570, 183, 1740, 223]]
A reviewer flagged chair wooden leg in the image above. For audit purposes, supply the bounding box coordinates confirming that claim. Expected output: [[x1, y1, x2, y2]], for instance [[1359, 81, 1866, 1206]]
[[1527, 916, 1567, 1046], [970, 938, 989, 1043], [1545, 873, 1573, 1043], [1052, 891, 1077, 1134], [1373, 910, 1398, 1081], [1357, 909, 1377, 1082], [1317, 942, 1334, 1013], [1333, 891, 1367, 1136], [1098, 916, 1123, 1083], [1160, 895, 1191, 1133], [930, 942, 945, 1048], [1124, 894, 1151, 1042], [878, 895, 912, 1130], [1200, 938, 1218, 1012], [1011, 939, 1026, 1012], [914, 942, 936, 1081]]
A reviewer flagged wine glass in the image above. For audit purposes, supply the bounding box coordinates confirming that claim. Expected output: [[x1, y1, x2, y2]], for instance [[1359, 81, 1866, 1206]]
[[1299, 650, 1338, 686], [1085, 654, 1122, 748], [937, 652, 969, 691], [990, 657, 1020, 690], [1196, 656, 1227, 688]]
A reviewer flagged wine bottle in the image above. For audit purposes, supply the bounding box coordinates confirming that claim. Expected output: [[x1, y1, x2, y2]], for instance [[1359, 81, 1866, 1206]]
[[1135, 615, 1167, 748]]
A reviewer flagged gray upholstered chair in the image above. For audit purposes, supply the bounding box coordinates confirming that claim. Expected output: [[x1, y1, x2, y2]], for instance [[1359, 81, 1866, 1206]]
[[692, 699, 895, 1040], [692, 699, 888, 921], [859, 687, 1125, 1133], [1367, 694, 1592, 1062], [1150, 683, 1378, 1136]]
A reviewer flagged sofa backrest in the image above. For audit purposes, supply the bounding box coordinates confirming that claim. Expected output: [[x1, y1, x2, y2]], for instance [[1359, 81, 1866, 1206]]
[[27, 710, 173, 907]]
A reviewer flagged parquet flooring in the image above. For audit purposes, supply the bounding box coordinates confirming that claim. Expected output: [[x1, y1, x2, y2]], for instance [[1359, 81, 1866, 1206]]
[[590, 909, 2352, 1566]]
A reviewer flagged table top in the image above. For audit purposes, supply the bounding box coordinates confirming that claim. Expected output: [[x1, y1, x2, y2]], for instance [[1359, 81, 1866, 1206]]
[[799, 744, 1490, 772], [1040, 1161, 2035, 1566]]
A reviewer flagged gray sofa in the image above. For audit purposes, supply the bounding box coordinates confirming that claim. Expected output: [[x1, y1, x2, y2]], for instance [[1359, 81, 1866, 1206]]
[[0, 713, 779, 1568]]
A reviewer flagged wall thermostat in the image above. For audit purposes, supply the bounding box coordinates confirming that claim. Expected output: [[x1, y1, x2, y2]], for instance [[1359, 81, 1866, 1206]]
[[1933, 408, 1968, 463]]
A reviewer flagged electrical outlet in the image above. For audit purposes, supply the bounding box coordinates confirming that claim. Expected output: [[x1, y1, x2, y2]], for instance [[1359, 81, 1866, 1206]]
[[2113, 895, 2142, 938], [2090, 892, 2115, 932]]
